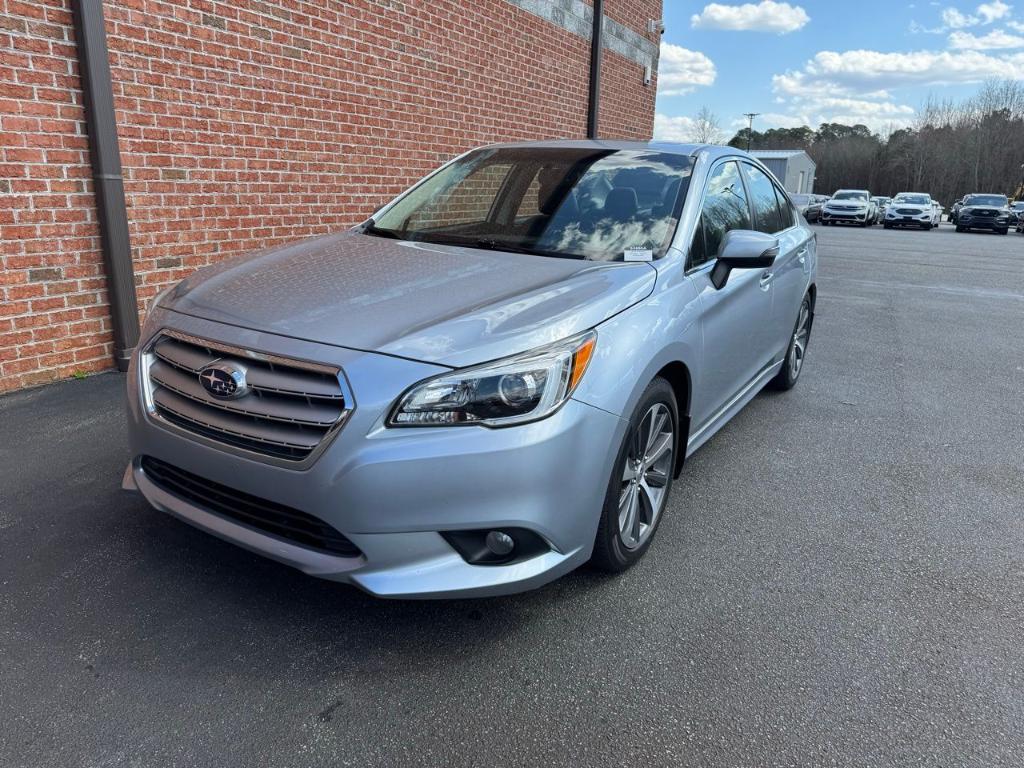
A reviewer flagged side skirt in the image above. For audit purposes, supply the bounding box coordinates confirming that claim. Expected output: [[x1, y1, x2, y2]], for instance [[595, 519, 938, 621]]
[[685, 360, 783, 459]]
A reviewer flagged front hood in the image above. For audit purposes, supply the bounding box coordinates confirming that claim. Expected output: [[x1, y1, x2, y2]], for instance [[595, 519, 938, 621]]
[[162, 232, 656, 368]]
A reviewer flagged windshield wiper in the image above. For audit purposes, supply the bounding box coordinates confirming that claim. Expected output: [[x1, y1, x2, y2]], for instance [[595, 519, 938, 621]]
[[359, 218, 405, 240], [470, 238, 585, 260]]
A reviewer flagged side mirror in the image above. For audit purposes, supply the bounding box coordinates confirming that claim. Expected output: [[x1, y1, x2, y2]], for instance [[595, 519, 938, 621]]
[[710, 230, 779, 289]]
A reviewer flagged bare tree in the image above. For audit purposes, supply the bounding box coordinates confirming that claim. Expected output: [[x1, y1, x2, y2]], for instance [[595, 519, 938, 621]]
[[692, 106, 723, 144], [735, 80, 1024, 198]]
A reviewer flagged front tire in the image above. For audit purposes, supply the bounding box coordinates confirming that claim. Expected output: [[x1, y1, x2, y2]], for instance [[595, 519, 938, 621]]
[[770, 293, 813, 391], [591, 378, 678, 573]]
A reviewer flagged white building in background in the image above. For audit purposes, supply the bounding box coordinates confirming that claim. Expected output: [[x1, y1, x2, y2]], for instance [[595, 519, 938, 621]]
[[751, 150, 816, 194]]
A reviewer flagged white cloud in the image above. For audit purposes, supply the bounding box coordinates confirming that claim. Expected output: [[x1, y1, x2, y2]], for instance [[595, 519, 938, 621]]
[[938, 1, 1012, 30], [942, 7, 978, 28], [785, 48, 1024, 90], [752, 112, 813, 129], [948, 29, 1024, 48], [653, 113, 698, 142], [690, 1, 810, 34], [656, 42, 717, 96], [977, 1, 1012, 23], [766, 43, 1024, 132]]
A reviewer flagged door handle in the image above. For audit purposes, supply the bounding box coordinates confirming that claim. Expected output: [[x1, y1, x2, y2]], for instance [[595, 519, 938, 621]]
[[759, 271, 773, 289]]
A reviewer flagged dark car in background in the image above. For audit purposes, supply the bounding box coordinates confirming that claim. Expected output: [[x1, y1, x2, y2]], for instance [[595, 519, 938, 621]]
[[955, 194, 1012, 234], [949, 196, 967, 224], [791, 193, 822, 223], [1008, 200, 1024, 225]]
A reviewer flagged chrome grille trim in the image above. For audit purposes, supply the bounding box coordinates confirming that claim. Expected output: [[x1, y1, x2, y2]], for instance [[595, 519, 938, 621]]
[[141, 330, 354, 468]]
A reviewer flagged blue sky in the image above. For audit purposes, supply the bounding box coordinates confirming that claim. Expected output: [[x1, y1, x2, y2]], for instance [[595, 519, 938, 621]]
[[653, 0, 1024, 141]]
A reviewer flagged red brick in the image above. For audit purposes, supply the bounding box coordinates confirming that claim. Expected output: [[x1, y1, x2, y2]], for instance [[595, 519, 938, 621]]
[[0, 0, 658, 392]]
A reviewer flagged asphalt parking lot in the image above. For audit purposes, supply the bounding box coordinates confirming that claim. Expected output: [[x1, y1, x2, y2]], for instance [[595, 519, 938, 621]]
[[2, 223, 1023, 767]]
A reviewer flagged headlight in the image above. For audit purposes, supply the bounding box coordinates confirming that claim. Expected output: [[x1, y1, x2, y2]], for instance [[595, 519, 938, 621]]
[[389, 331, 597, 427]]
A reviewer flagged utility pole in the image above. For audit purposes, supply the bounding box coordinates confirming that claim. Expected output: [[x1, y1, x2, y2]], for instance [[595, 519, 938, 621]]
[[743, 112, 760, 152]]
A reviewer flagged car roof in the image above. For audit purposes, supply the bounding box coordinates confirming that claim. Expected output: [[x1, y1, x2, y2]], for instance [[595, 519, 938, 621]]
[[475, 138, 750, 162]]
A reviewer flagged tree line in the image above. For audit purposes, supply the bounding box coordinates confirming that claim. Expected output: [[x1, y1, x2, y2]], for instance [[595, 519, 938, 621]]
[[724, 80, 1024, 204]]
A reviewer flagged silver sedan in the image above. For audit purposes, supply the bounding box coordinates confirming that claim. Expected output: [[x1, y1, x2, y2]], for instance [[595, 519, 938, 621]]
[[124, 141, 817, 598]]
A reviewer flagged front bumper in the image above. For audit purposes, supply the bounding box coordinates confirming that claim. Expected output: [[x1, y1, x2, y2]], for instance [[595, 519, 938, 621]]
[[125, 309, 627, 598], [958, 216, 1010, 231], [885, 212, 932, 227], [821, 209, 869, 223]]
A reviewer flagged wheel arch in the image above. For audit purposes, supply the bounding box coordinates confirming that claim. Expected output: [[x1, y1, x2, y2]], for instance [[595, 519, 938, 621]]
[[654, 361, 691, 478]]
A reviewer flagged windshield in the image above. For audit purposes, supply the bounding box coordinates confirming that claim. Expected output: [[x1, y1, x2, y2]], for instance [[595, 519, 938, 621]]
[[894, 195, 930, 205], [832, 191, 867, 201], [369, 148, 693, 261], [964, 194, 1007, 207], [1010, 202, 1024, 209]]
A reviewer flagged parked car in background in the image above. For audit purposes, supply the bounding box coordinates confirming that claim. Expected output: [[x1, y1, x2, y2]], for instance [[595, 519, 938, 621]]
[[955, 194, 1012, 234], [1008, 200, 1024, 225], [122, 141, 818, 598], [931, 201, 944, 226], [871, 196, 891, 223], [821, 190, 875, 226], [949, 196, 968, 224], [791, 193, 821, 222], [884, 193, 935, 230], [1017, 209, 1024, 234]]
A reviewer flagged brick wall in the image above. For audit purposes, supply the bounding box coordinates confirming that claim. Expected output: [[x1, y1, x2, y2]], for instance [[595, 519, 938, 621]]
[[0, 0, 660, 392]]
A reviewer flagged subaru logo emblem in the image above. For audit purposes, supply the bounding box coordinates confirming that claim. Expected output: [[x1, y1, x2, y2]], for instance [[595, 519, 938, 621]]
[[198, 363, 249, 399]]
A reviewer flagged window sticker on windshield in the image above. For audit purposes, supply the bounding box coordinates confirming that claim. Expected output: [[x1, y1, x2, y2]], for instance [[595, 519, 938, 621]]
[[624, 246, 654, 262]]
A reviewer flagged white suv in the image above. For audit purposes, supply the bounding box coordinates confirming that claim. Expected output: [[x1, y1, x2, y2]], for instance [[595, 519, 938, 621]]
[[884, 193, 935, 230], [821, 190, 875, 227]]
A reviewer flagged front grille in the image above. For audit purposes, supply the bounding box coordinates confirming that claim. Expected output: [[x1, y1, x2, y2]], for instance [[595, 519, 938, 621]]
[[141, 456, 362, 558], [144, 332, 350, 463], [895, 208, 922, 215]]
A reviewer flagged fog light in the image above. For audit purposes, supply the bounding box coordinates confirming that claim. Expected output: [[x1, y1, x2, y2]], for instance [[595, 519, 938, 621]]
[[485, 530, 515, 556], [441, 527, 549, 566]]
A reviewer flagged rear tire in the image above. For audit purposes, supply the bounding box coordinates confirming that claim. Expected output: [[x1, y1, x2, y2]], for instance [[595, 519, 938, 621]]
[[770, 293, 813, 391], [591, 378, 678, 573]]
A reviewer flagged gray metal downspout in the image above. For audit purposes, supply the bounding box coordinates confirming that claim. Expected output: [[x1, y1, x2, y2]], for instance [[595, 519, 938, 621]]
[[72, 0, 139, 371], [586, 0, 603, 139]]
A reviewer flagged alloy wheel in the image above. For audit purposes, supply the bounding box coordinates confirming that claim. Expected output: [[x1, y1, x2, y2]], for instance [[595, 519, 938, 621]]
[[789, 298, 811, 379], [618, 403, 674, 550]]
